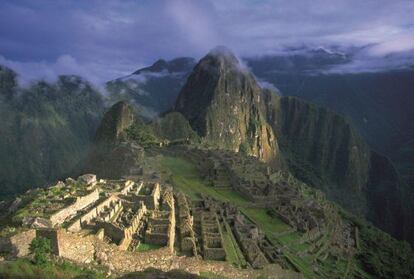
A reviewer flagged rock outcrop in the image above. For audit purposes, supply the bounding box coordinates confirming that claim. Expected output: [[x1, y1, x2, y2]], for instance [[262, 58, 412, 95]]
[[175, 47, 278, 163], [84, 101, 145, 178], [95, 101, 136, 144]]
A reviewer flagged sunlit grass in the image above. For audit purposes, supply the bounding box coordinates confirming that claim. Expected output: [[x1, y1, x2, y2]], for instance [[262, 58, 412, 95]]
[[136, 242, 163, 252]]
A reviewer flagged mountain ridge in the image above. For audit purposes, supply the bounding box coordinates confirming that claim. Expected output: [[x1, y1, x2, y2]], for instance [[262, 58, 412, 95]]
[[175, 47, 279, 163]]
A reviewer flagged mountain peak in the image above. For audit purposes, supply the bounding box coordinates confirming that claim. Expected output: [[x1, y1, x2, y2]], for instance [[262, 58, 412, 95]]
[[95, 101, 136, 144], [202, 46, 241, 70], [207, 46, 238, 60], [133, 57, 196, 75], [175, 47, 278, 162]]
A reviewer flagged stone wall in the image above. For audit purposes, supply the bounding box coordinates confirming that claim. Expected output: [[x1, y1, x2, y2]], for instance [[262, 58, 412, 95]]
[[49, 189, 100, 226], [176, 192, 197, 255], [125, 183, 160, 210], [0, 229, 36, 258], [203, 247, 226, 261], [118, 203, 147, 250], [145, 187, 175, 253], [68, 195, 120, 232], [58, 231, 96, 263], [92, 240, 294, 279], [200, 212, 226, 261], [120, 180, 139, 195], [98, 222, 124, 243]]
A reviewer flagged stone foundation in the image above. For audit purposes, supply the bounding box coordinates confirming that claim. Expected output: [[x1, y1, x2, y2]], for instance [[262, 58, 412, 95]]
[[49, 189, 100, 226]]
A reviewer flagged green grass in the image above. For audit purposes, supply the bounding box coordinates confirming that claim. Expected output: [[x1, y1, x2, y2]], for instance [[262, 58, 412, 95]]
[[284, 251, 319, 279], [159, 156, 248, 206], [0, 258, 106, 279], [240, 208, 291, 236], [277, 231, 310, 252], [220, 222, 247, 268], [136, 242, 163, 252]]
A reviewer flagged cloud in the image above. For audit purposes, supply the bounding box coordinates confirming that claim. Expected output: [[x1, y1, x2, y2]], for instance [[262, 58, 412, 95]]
[[0, 54, 131, 86], [368, 35, 414, 56], [0, 0, 413, 83]]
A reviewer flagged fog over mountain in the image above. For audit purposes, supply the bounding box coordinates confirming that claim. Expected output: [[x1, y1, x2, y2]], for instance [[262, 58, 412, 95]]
[[1, 0, 414, 84]]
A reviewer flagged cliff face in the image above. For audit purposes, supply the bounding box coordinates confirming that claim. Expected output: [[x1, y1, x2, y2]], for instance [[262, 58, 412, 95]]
[[263, 92, 406, 239], [95, 101, 136, 144], [151, 112, 199, 142], [175, 47, 278, 162], [85, 101, 145, 179], [367, 152, 405, 239], [265, 94, 371, 192]]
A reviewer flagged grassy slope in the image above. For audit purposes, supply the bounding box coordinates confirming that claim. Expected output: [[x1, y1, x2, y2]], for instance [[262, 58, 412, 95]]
[[0, 259, 106, 279]]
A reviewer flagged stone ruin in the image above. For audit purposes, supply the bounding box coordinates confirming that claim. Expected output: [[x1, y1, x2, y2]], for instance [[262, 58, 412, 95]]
[[171, 193, 284, 267], [175, 192, 197, 256], [2, 175, 174, 255], [198, 196, 284, 269], [202, 150, 331, 234], [198, 149, 358, 258], [144, 187, 176, 252], [0, 166, 354, 277], [200, 211, 226, 261]]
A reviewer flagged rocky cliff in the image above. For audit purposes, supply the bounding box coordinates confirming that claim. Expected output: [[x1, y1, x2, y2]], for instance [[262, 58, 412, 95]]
[[95, 101, 136, 144], [175, 47, 278, 163], [262, 92, 405, 239], [85, 101, 144, 178]]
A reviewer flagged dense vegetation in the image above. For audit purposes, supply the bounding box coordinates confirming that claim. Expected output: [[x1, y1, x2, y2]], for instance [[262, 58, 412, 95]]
[[30, 237, 52, 266], [0, 259, 106, 279], [0, 66, 104, 198], [247, 57, 414, 243]]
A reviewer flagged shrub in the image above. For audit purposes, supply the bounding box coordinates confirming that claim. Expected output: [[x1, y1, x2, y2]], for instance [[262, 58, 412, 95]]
[[29, 237, 52, 265]]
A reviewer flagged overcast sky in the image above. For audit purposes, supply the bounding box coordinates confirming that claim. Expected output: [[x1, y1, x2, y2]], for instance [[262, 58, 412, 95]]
[[1, 0, 414, 84]]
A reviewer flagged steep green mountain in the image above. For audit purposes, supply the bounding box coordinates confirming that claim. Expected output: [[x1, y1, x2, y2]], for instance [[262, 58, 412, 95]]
[[175, 47, 278, 163], [114, 53, 414, 191], [83, 101, 145, 179], [84, 101, 198, 178], [247, 62, 414, 185], [151, 111, 199, 143], [262, 93, 405, 239], [106, 57, 196, 119], [95, 101, 136, 144], [169, 48, 409, 245], [246, 54, 414, 244], [0, 66, 104, 197]]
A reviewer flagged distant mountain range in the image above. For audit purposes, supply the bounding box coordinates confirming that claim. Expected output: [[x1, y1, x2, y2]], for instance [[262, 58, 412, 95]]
[[0, 46, 413, 247], [106, 47, 414, 244]]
